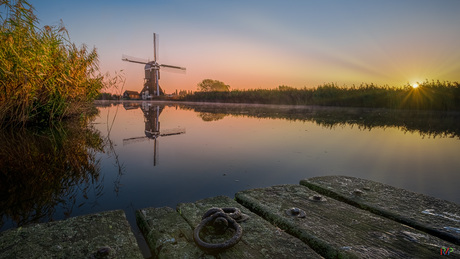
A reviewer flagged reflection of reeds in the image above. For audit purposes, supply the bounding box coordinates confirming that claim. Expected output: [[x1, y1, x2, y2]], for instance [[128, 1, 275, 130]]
[[101, 73, 126, 195], [0, 0, 104, 127], [0, 119, 104, 228], [184, 80, 460, 111], [104, 103, 126, 195]]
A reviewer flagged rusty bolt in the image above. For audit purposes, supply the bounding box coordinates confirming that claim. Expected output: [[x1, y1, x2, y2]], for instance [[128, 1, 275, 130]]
[[285, 207, 306, 218], [313, 195, 322, 201], [353, 189, 364, 196], [291, 207, 300, 215], [309, 195, 327, 202]]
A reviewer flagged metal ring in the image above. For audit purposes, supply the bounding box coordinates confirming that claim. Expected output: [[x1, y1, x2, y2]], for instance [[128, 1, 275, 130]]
[[194, 211, 243, 251], [201, 207, 223, 220], [222, 207, 241, 219]]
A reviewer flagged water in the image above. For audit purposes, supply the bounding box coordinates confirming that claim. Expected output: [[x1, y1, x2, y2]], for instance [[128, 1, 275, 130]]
[[1, 101, 459, 256]]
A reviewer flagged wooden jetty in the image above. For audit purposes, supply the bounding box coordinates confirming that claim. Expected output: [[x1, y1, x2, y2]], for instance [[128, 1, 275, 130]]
[[300, 176, 460, 245], [1, 176, 459, 258], [137, 196, 321, 258]]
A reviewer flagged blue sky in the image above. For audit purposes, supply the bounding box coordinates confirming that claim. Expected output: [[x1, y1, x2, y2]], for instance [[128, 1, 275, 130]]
[[26, 0, 460, 93]]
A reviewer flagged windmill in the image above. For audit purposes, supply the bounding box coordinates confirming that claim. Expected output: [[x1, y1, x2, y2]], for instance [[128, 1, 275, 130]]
[[122, 33, 186, 99]]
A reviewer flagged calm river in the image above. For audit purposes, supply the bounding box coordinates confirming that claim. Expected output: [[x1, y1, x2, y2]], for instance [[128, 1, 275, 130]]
[[1, 101, 459, 255]]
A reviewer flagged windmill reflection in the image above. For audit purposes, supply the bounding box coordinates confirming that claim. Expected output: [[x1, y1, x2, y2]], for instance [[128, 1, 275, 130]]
[[123, 102, 185, 166]]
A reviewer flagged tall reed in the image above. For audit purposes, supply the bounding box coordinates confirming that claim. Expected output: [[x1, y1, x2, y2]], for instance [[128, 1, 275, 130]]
[[0, 0, 104, 127], [184, 80, 460, 111]]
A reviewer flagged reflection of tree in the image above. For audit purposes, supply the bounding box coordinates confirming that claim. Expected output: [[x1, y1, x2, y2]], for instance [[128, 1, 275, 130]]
[[0, 120, 104, 229], [180, 104, 460, 139], [198, 112, 227, 122]]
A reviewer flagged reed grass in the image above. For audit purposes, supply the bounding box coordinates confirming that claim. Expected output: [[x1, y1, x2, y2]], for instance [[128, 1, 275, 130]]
[[0, 0, 104, 127], [184, 80, 460, 111]]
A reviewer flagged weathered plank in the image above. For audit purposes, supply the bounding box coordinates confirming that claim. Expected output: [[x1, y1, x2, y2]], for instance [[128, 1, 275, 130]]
[[136, 206, 206, 258], [0, 210, 143, 259], [177, 195, 322, 258], [300, 175, 460, 245], [236, 184, 460, 258], [140, 195, 321, 258]]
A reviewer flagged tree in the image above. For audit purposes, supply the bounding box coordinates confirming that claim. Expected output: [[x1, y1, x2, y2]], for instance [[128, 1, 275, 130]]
[[197, 79, 230, 92]]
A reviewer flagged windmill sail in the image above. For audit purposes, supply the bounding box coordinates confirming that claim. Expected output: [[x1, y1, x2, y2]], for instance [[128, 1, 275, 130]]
[[122, 55, 149, 65], [154, 33, 159, 62], [160, 64, 186, 70]]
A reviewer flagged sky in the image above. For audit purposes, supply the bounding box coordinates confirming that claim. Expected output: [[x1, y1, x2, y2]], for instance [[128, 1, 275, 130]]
[[26, 0, 460, 94]]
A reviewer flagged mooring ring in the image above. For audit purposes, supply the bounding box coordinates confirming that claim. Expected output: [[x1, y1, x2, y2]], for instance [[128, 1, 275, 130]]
[[194, 211, 243, 251], [221, 207, 241, 219]]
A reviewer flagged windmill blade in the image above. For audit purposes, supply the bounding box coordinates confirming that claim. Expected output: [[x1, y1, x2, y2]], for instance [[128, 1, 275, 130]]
[[160, 127, 186, 137], [122, 54, 150, 65], [160, 65, 186, 75], [122, 136, 149, 146], [153, 33, 159, 62], [153, 137, 159, 166], [160, 64, 186, 71]]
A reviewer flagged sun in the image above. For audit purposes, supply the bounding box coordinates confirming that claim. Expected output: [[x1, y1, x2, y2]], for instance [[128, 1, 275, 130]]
[[412, 83, 419, 89]]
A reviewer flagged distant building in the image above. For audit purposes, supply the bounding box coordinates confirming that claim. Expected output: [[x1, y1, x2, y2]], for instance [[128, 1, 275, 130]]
[[123, 90, 140, 100]]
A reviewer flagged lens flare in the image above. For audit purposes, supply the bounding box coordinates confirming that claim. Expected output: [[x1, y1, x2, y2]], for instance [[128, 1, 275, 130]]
[[412, 83, 419, 88]]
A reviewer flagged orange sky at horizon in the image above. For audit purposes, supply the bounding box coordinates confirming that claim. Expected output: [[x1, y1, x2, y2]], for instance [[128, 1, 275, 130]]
[[28, 1, 460, 94]]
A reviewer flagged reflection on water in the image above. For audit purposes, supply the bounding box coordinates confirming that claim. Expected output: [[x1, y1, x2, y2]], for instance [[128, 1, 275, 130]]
[[181, 103, 460, 139], [1, 101, 459, 247], [198, 112, 228, 121], [122, 102, 185, 166], [0, 120, 104, 230]]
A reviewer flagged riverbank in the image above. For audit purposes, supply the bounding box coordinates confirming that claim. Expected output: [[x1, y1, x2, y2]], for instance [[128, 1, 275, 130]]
[[99, 80, 460, 112], [1, 176, 459, 258]]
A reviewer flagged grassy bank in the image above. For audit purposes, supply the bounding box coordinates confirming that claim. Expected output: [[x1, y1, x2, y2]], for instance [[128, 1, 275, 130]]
[[183, 80, 460, 111], [0, 0, 104, 127]]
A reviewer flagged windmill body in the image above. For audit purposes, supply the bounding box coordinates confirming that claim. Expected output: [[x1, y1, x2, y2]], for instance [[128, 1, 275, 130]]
[[142, 62, 162, 99], [122, 33, 185, 99]]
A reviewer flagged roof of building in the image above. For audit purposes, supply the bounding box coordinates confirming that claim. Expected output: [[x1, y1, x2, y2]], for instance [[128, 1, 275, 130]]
[[123, 90, 140, 95]]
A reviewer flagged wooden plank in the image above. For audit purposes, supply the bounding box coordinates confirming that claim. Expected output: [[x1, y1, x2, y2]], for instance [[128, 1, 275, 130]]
[[137, 198, 321, 258], [176, 195, 322, 258], [236, 184, 460, 258], [136, 206, 204, 258], [300, 175, 460, 245], [0, 210, 143, 259]]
